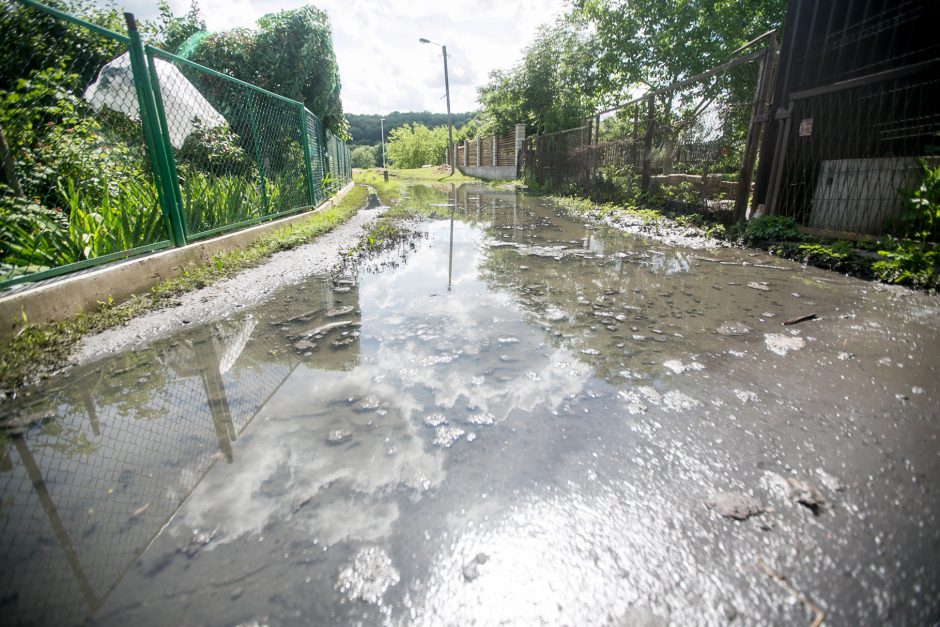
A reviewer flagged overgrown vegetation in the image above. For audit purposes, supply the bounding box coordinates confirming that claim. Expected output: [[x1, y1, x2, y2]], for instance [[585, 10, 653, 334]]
[[346, 112, 475, 147], [0, 0, 349, 285], [353, 170, 404, 206], [0, 184, 367, 396], [384, 123, 450, 168], [477, 0, 786, 137]]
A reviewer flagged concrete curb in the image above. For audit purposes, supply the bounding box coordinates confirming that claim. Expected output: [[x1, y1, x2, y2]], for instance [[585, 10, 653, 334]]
[[0, 181, 356, 342]]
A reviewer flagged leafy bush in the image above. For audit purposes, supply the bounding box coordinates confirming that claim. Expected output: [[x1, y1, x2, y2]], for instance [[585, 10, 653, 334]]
[[180, 171, 266, 234], [870, 161, 940, 289], [350, 145, 376, 169], [901, 159, 940, 245], [0, 186, 77, 276], [0, 0, 125, 94], [177, 121, 255, 177], [59, 177, 165, 257], [744, 215, 801, 242], [872, 241, 939, 289], [386, 123, 449, 168]]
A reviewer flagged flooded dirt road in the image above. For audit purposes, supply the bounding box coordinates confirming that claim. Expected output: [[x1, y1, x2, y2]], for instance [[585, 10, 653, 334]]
[[2, 185, 939, 625]]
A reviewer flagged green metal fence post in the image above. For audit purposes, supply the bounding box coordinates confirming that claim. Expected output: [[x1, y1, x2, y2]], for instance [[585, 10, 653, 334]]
[[298, 105, 317, 207], [145, 46, 187, 238], [124, 12, 186, 247], [246, 91, 269, 212]]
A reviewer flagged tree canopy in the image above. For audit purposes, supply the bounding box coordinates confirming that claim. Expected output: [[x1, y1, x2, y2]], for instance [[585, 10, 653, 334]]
[[187, 5, 346, 136], [385, 123, 449, 168], [346, 111, 475, 147], [477, 20, 599, 136], [350, 145, 376, 169], [476, 0, 786, 136], [574, 0, 786, 98]]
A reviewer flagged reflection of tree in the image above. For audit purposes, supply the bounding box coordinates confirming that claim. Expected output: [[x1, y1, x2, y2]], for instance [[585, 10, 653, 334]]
[[34, 420, 97, 457], [89, 351, 173, 423]]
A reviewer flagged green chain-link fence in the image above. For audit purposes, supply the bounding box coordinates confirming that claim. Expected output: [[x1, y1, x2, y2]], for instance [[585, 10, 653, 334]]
[[0, 0, 351, 289]]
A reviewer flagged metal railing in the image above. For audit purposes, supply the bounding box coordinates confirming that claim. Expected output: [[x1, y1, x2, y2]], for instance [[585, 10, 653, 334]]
[[0, 0, 351, 289]]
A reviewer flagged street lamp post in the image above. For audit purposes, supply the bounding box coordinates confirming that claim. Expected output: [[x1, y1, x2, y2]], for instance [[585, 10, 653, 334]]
[[380, 116, 386, 169], [419, 37, 454, 175]]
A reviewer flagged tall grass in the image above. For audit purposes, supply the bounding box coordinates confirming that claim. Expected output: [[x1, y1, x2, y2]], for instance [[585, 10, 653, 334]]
[[180, 170, 311, 235], [61, 178, 166, 258]]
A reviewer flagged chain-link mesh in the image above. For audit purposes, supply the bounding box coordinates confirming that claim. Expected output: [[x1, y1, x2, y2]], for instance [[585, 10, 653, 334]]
[[0, 0, 172, 287], [771, 63, 940, 236], [148, 47, 313, 240], [323, 129, 351, 194], [305, 112, 328, 205], [521, 49, 770, 218], [0, 320, 298, 625], [0, 0, 353, 289]]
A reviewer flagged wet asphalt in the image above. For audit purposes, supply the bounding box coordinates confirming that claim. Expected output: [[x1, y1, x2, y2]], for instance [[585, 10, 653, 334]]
[[1, 184, 938, 626]]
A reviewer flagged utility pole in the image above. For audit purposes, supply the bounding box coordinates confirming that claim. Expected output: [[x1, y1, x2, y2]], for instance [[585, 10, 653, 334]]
[[442, 45, 454, 174], [380, 116, 386, 169], [420, 38, 454, 174]]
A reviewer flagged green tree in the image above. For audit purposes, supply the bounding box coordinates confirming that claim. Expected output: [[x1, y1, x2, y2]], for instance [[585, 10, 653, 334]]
[[574, 0, 785, 98], [385, 123, 449, 169], [572, 0, 785, 172], [346, 111, 475, 146], [156, 0, 205, 54], [350, 145, 375, 169], [477, 20, 600, 136], [189, 6, 346, 136]]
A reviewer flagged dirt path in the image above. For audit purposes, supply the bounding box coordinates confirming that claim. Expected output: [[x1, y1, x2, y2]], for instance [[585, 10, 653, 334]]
[[73, 205, 384, 364]]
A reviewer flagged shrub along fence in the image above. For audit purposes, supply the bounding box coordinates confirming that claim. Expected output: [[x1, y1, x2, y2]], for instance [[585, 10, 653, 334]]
[[0, 0, 351, 290]]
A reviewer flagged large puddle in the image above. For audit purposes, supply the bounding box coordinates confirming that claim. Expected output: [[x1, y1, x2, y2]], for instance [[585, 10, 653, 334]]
[[2, 185, 939, 625]]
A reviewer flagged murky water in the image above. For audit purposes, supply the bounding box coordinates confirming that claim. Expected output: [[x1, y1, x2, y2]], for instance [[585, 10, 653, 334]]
[[2, 185, 939, 626]]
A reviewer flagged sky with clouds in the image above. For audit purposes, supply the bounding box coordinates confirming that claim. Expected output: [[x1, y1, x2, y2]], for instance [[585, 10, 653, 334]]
[[110, 0, 569, 115]]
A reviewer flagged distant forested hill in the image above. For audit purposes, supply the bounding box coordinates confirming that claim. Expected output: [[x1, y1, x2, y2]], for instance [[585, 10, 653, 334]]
[[347, 111, 476, 145]]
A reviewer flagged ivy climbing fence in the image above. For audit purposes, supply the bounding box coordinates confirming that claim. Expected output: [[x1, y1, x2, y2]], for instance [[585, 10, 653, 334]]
[[0, 0, 351, 289]]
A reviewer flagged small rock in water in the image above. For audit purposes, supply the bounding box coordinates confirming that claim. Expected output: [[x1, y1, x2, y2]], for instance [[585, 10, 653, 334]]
[[787, 477, 825, 514], [354, 396, 381, 412], [462, 552, 490, 582], [326, 305, 355, 317], [663, 389, 701, 411], [815, 468, 845, 493], [709, 492, 764, 520], [764, 333, 805, 356], [663, 359, 704, 374], [433, 425, 465, 448], [326, 430, 352, 445], [747, 282, 770, 291], [336, 547, 400, 604], [179, 528, 215, 557], [716, 321, 751, 336], [424, 413, 448, 427], [734, 389, 759, 403]]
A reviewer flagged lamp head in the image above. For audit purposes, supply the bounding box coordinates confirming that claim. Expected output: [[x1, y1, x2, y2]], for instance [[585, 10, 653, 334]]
[[419, 38, 430, 44]]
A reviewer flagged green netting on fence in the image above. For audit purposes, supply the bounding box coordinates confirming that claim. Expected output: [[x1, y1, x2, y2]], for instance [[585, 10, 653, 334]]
[[0, 0, 352, 289], [0, 0, 173, 287], [147, 47, 313, 240]]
